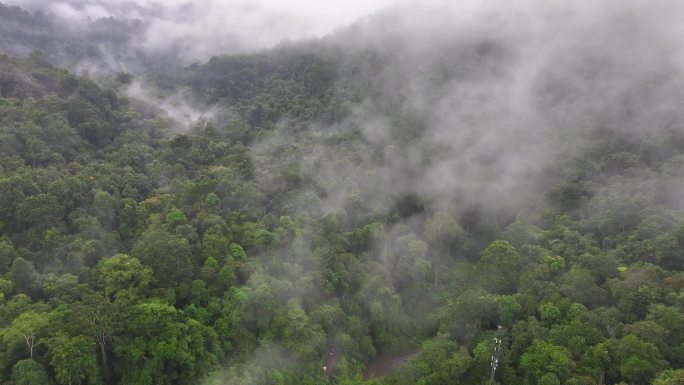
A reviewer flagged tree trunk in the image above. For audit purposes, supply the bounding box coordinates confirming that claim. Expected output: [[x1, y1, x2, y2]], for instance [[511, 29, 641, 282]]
[[24, 334, 34, 358], [100, 341, 110, 384]]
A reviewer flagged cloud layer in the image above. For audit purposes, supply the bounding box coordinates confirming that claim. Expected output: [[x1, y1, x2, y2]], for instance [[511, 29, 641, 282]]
[[7, 0, 397, 60], [256, 0, 684, 220]]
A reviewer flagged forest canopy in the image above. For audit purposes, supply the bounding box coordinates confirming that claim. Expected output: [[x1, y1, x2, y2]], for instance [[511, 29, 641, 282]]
[[2, 1, 684, 385]]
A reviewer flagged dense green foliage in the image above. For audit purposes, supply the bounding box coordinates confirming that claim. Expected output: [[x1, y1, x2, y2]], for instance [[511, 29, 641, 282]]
[[2, 3, 684, 385]]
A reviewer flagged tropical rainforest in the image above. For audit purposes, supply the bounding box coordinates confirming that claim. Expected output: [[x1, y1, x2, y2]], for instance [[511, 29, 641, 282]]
[[2, 1, 684, 385]]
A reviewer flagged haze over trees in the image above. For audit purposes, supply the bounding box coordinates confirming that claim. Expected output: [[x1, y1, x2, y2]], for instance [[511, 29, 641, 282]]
[[2, 1, 684, 384]]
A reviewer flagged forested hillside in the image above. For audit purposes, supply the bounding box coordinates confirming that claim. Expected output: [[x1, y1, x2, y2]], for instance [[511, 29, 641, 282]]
[[2, 1, 684, 385]]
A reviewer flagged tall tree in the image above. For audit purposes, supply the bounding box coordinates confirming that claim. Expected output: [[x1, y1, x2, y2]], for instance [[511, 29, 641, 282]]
[[2, 310, 50, 358]]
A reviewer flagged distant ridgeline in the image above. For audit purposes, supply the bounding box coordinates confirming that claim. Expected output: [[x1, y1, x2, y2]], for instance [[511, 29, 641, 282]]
[[2, 2, 684, 385]]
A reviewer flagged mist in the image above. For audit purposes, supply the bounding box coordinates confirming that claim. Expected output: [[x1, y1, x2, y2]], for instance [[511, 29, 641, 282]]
[[251, 0, 684, 222], [8, 0, 683, 271], [3, 0, 684, 383], [6, 0, 396, 61]]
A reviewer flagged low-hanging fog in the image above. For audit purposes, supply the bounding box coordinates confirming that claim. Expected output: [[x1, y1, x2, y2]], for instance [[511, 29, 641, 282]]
[[5, 0, 396, 61], [4, 0, 684, 384], [254, 0, 684, 222], [6, 0, 684, 261]]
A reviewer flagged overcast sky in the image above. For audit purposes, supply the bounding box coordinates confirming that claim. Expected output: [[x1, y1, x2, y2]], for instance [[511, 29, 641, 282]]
[[7, 0, 399, 58]]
